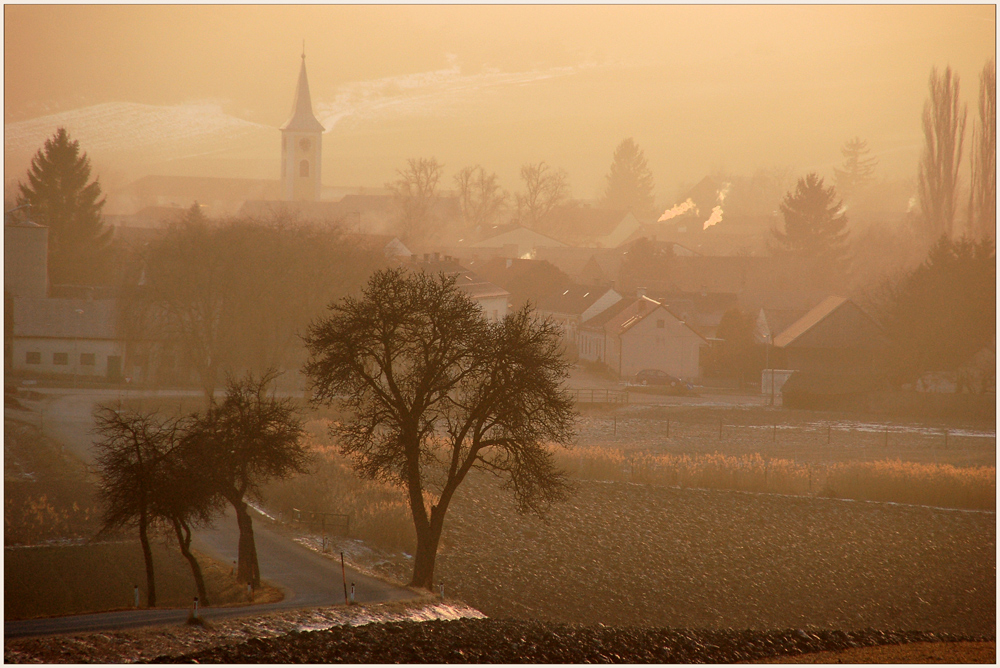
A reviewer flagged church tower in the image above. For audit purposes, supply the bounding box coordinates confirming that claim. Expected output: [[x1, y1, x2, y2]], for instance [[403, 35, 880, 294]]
[[281, 50, 325, 201]]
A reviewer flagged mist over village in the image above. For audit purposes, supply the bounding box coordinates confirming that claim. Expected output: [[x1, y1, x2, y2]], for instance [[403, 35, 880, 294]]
[[3, 5, 996, 663]]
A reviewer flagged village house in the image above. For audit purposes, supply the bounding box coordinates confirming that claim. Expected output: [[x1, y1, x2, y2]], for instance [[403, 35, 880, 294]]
[[578, 292, 707, 380], [408, 254, 510, 322]]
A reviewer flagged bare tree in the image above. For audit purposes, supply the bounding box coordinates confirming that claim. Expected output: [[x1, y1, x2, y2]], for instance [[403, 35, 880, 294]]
[[516, 161, 570, 227], [918, 66, 967, 239], [386, 158, 444, 244], [969, 59, 996, 240], [93, 407, 187, 608], [303, 268, 575, 589], [185, 370, 308, 586], [454, 165, 508, 229]]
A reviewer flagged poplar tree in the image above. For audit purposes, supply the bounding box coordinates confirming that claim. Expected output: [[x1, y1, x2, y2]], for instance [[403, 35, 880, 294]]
[[969, 60, 996, 239], [918, 66, 967, 240], [17, 127, 111, 286]]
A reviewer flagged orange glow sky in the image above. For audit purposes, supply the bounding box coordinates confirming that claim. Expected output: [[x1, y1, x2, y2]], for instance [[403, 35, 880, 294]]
[[4, 5, 995, 202]]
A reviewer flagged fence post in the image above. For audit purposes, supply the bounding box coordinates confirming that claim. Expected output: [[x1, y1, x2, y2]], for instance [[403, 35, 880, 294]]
[[884, 426, 889, 448], [613, 416, 616, 436], [719, 420, 723, 440], [666, 419, 669, 438], [773, 423, 776, 442], [944, 429, 948, 449], [808, 466, 812, 494]]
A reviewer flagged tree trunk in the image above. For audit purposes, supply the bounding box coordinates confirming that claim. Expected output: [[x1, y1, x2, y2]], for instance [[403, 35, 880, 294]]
[[409, 521, 445, 590], [172, 518, 209, 605], [233, 500, 260, 587], [138, 511, 156, 607]]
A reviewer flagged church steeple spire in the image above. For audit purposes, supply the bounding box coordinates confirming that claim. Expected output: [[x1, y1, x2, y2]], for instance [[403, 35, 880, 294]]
[[281, 51, 325, 133], [280, 50, 324, 201]]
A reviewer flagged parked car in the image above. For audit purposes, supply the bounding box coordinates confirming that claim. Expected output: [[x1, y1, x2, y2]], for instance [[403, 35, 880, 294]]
[[634, 369, 694, 394]]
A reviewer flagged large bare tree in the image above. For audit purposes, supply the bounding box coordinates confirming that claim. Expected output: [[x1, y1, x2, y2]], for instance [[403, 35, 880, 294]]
[[516, 161, 570, 228], [918, 66, 967, 240], [386, 157, 444, 244], [969, 59, 996, 240], [303, 268, 575, 589]]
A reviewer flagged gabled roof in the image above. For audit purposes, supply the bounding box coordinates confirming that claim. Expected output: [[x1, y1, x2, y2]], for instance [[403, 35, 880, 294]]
[[470, 225, 567, 249], [772, 296, 848, 348], [281, 56, 325, 133], [537, 283, 615, 316], [755, 307, 809, 343], [582, 296, 708, 342], [13, 298, 118, 340]]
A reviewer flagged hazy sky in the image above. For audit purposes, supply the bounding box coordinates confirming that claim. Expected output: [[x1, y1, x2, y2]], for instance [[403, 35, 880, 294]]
[[4, 5, 995, 203]]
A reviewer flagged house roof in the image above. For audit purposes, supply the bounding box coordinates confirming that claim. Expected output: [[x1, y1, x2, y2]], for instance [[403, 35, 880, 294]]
[[773, 296, 848, 348], [756, 307, 809, 342], [581, 296, 639, 329], [409, 259, 510, 301], [537, 283, 615, 316], [115, 175, 281, 203], [535, 206, 632, 245], [12, 298, 118, 340], [280, 56, 326, 133]]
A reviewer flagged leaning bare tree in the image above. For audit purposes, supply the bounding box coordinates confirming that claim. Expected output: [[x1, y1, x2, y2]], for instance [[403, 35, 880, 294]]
[[93, 407, 187, 608], [303, 268, 575, 589], [185, 370, 308, 587], [918, 66, 967, 240]]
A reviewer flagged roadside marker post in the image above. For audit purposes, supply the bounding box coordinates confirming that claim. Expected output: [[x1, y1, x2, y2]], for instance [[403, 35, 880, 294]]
[[341, 552, 349, 605], [134, 585, 139, 608], [350, 583, 355, 604], [944, 430, 949, 449], [193, 596, 199, 619]]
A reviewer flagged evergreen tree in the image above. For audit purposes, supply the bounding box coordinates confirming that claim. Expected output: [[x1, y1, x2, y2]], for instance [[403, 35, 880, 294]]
[[833, 137, 878, 203], [771, 173, 849, 265], [601, 138, 655, 217], [17, 127, 111, 286]]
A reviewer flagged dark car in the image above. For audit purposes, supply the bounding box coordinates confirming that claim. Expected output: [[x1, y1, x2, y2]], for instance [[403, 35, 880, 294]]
[[634, 369, 693, 393]]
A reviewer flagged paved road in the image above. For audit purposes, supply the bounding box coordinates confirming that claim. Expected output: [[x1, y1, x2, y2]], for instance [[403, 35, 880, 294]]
[[4, 388, 417, 638]]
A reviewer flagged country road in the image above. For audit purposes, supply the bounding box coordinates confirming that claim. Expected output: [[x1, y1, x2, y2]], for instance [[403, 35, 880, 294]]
[[4, 388, 417, 638]]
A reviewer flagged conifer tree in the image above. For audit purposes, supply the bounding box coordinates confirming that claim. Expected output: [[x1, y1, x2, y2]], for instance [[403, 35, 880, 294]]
[[833, 137, 878, 203], [771, 173, 849, 265], [600, 138, 655, 217], [17, 127, 111, 286]]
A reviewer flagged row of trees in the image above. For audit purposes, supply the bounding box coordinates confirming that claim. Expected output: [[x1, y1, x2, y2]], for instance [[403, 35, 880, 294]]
[[917, 60, 995, 241], [94, 371, 308, 605], [119, 204, 383, 403], [385, 138, 657, 244]]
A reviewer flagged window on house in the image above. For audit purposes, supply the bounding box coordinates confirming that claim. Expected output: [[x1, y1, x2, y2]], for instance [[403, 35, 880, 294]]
[[80, 353, 96, 366], [299, 160, 310, 177], [53, 352, 68, 365], [26, 351, 41, 364], [657, 319, 665, 328]]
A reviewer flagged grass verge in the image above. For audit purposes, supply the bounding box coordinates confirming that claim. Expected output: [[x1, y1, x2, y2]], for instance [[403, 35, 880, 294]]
[[4, 540, 282, 620]]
